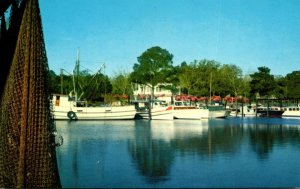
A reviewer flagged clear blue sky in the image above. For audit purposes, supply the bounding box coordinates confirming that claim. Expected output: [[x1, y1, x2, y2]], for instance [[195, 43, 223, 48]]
[[39, 0, 300, 77]]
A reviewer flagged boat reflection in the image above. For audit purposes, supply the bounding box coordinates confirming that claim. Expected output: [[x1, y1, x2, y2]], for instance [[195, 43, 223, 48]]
[[174, 120, 208, 138], [150, 120, 175, 142]]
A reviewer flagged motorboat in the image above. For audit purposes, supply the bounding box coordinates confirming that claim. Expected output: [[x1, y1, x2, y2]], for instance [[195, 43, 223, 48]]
[[173, 101, 209, 119], [281, 105, 300, 119], [256, 106, 284, 118], [134, 100, 173, 120]]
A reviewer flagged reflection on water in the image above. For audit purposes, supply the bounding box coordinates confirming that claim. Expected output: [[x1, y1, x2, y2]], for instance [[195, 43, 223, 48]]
[[129, 120, 174, 183], [55, 118, 300, 188]]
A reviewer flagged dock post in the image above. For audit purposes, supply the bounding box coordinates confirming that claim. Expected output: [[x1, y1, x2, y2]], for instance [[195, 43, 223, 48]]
[[267, 99, 270, 117], [255, 99, 258, 118], [148, 99, 152, 120], [241, 101, 244, 118]]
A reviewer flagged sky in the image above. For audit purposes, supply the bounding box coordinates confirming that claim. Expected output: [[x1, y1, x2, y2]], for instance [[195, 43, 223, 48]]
[[39, 0, 300, 77]]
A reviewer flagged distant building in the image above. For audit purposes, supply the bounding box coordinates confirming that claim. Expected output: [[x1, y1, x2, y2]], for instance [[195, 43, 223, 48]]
[[131, 83, 173, 103]]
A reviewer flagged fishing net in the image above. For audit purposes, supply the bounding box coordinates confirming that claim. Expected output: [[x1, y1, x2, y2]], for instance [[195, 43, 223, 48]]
[[0, 0, 25, 98], [0, 0, 61, 188]]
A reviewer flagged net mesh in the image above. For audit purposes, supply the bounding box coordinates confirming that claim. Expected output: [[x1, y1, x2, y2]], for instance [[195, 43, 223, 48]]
[[0, 0, 61, 188]]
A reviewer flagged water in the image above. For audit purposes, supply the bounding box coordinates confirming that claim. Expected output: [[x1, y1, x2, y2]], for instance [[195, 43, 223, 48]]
[[55, 118, 300, 188]]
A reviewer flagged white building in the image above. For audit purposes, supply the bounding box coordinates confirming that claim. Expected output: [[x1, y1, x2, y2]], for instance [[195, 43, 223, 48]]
[[131, 83, 173, 103]]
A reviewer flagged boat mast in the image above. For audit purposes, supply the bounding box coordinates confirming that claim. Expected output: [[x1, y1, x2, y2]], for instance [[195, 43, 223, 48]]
[[73, 49, 80, 101], [60, 69, 63, 94]]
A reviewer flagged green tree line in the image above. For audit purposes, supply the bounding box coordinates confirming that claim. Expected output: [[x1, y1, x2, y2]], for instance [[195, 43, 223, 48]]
[[49, 46, 300, 103]]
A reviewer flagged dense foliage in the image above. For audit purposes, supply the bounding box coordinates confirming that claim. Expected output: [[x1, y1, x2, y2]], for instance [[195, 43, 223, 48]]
[[249, 67, 276, 98], [49, 46, 300, 102]]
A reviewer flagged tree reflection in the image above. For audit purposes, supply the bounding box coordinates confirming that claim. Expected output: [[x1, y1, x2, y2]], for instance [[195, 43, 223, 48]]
[[173, 123, 244, 158], [128, 120, 246, 182], [128, 121, 175, 183], [249, 124, 275, 159], [129, 119, 300, 184], [249, 124, 300, 160]]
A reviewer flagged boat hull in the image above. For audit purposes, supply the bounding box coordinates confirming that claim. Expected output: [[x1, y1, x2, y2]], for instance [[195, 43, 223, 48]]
[[207, 106, 231, 118], [281, 106, 300, 119], [173, 108, 209, 119], [136, 106, 173, 120], [53, 106, 137, 120], [257, 109, 284, 118], [52, 94, 136, 120]]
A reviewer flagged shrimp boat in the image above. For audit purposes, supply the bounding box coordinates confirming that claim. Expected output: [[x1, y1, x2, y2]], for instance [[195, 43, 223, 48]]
[[52, 94, 136, 120], [52, 51, 136, 120]]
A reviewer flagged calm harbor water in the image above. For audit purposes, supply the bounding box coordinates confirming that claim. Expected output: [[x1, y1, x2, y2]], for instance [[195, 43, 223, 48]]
[[55, 118, 300, 188]]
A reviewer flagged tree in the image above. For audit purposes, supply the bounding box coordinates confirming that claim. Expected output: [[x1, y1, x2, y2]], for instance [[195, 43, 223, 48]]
[[249, 66, 276, 98], [178, 59, 220, 96], [112, 71, 132, 95], [111, 70, 133, 104], [274, 75, 287, 99], [161, 64, 181, 104], [218, 64, 249, 98], [130, 46, 173, 103], [178, 62, 196, 95], [285, 71, 300, 98], [48, 70, 61, 94], [81, 72, 112, 103]]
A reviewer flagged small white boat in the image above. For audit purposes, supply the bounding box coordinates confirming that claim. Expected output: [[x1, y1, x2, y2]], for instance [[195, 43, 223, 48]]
[[52, 94, 137, 120], [173, 101, 209, 119], [281, 105, 300, 119], [231, 104, 257, 117], [134, 100, 173, 120]]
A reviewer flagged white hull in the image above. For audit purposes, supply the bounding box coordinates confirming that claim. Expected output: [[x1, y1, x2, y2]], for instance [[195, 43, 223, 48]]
[[136, 106, 173, 120], [204, 105, 231, 118], [53, 106, 137, 120], [282, 115, 300, 119], [173, 101, 209, 120], [282, 106, 300, 119], [52, 94, 136, 120], [209, 110, 230, 118], [230, 109, 256, 117], [173, 108, 209, 119], [234, 114, 256, 117]]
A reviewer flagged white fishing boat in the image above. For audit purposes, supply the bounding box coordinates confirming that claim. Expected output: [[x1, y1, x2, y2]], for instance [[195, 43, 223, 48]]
[[173, 101, 209, 119], [52, 94, 137, 120], [51, 50, 137, 120]]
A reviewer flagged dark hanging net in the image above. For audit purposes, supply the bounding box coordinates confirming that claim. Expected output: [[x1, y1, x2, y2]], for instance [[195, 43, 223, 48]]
[[0, 0, 61, 188], [0, 0, 25, 98]]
